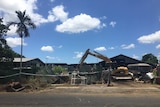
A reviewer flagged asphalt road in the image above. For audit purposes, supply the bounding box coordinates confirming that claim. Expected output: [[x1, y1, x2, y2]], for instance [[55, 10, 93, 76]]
[[0, 93, 160, 107]]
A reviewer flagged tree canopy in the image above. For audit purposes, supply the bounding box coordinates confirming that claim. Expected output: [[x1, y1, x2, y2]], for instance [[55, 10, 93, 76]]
[[142, 53, 158, 65], [0, 18, 9, 47], [8, 10, 36, 38], [0, 17, 22, 79], [8, 10, 36, 73], [0, 18, 21, 61]]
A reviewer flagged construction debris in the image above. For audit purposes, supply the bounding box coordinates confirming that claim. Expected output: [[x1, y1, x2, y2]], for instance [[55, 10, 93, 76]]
[[6, 82, 25, 92]]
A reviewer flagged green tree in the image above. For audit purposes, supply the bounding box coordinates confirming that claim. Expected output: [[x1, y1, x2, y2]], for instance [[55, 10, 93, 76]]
[[52, 66, 65, 74], [0, 18, 13, 82], [8, 10, 36, 73], [0, 18, 9, 48], [142, 53, 158, 65]]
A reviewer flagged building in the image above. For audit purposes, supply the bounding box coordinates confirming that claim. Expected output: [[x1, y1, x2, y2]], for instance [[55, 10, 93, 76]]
[[110, 54, 143, 67], [13, 58, 45, 70], [12, 54, 151, 73]]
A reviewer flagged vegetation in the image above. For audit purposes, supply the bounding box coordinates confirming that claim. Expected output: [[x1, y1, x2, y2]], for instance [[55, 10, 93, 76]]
[[52, 65, 66, 74], [0, 18, 10, 59], [0, 18, 14, 83], [0, 18, 9, 46], [142, 53, 158, 65], [8, 10, 36, 73], [0, 11, 36, 83]]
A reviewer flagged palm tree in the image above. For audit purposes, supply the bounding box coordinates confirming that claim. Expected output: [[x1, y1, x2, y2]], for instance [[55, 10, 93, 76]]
[[8, 10, 36, 74]]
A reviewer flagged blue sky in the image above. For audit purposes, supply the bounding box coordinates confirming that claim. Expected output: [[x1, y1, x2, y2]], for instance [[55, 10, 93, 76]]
[[1, 0, 160, 64]]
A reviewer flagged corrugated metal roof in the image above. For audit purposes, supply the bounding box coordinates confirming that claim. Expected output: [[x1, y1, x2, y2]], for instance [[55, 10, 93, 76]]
[[128, 63, 151, 67], [13, 58, 37, 62]]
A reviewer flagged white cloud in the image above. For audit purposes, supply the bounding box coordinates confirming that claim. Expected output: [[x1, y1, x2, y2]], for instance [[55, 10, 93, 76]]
[[109, 21, 116, 27], [74, 52, 83, 59], [100, 16, 107, 20], [46, 56, 55, 60], [41, 46, 53, 52], [121, 43, 135, 49], [56, 13, 105, 33], [48, 5, 68, 22], [7, 25, 18, 36], [156, 44, 160, 49], [46, 56, 61, 62], [0, 1, 106, 35], [132, 54, 139, 59], [50, 0, 55, 3], [137, 30, 160, 44], [6, 37, 27, 47], [108, 47, 115, 50], [0, 0, 45, 25], [94, 47, 106, 51], [0, 1, 68, 29], [0, 0, 47, 35]]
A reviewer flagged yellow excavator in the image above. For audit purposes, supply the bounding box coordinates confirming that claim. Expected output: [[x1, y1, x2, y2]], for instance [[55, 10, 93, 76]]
[[111, 66, 133, 80], [77, 49, 112, 86], [77, 49, 133, 84]]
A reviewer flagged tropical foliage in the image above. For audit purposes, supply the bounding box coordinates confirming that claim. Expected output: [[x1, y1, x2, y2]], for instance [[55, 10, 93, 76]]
[[8, 10, 36, 72], [0, 18, 9, 46]]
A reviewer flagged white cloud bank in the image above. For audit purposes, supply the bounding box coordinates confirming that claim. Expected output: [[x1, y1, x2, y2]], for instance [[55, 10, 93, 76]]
[[56, 13, 105, 33], [0, 0, 106, 47], [0, 0, 105, 34], [0, 0, 46, 26], [41, 46, 53, 52], [0, 0, 69, 34], [6, 37, 27, 47], [137, 30, 160, 44]]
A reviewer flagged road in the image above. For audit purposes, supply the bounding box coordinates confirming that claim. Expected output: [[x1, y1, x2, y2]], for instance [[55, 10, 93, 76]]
[[0, 92, 160, 107]]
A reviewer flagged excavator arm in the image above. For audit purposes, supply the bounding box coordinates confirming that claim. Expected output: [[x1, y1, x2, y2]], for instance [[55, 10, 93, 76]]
[[78, 49, 90, 69], [91, 50, 111, 63], [78, 49, 112, 69]]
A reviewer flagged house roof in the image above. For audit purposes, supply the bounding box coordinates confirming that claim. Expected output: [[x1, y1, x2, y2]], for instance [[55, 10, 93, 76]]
[[110, 54, 142, 63], [128, 63, 151, 67], [13, 58, 36, 62], [13, 58, 44, 65]]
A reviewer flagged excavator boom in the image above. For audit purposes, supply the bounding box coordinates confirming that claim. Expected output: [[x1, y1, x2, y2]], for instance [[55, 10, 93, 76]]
[[78, 49, 112, 69], [92, 51, 111, 63]]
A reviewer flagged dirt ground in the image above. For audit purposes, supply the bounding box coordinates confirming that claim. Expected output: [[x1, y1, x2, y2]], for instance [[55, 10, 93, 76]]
[[1, 80, 160, 96]]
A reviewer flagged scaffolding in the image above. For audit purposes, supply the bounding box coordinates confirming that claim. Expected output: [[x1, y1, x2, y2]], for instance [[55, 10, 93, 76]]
[[71, 71, 87, 85]]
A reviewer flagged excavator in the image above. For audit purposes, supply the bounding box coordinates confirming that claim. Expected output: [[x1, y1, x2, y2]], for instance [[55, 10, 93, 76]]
[[77, 49, 112, 86], [111, 66, 133, 80], [78, 49, 112, 69], [77, 49, 133, 85]]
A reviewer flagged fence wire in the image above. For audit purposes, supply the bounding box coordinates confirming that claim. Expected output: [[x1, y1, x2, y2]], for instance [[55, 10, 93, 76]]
[[0, 72, 69, 79]]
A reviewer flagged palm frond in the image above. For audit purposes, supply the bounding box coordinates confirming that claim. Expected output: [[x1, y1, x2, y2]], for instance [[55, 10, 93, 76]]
[[7, 22, 18, 27], [9, 10, 36, 38]]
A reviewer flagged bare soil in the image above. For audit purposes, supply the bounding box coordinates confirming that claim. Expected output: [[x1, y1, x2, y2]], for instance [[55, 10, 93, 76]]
[[1, 80, 160, 96]]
